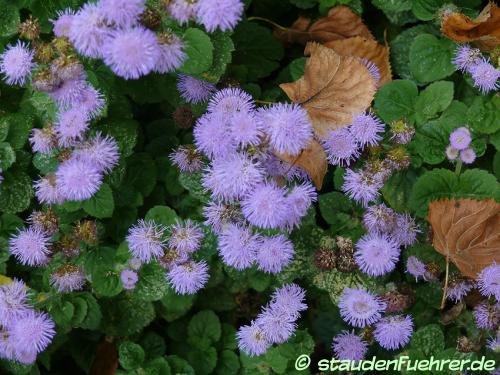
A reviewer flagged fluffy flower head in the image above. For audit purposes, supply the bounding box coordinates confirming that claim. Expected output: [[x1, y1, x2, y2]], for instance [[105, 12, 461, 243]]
[[195, 0, 244, 32], [218, 224, 259, 270], [9, 227, 51, 267], [339, 287, 386, 328], [255, 235, 295, 274], [0, 41, 35, 85], [50, 264, 85, 293], [349, 111, 384, 147], [55, 157, 103, 201], [168, 219, 203, 253], [167, 260, 209, 295], [237, 321, 271, 356], [241, 182, 288, 229], [322, 128, 360, 166], [177, 74, 216, 104], [100, 0, 144, 27], [449, 127, 471, 150], [126, 219, 167, 263], [332, 331, 368, 361], [355, 233, 400, 276], [374, 315, 413, 350]]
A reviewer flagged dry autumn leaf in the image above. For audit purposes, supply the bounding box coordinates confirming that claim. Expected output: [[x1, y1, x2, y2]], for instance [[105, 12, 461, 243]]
[[324, 36, 392, 86], [90, 339, 118, 375], [279, 42, 376, 138], [441, 2, 500, 51], [274, 5, 374, 45], [275, 139, 328, 189], [428, 198, 500, 278]]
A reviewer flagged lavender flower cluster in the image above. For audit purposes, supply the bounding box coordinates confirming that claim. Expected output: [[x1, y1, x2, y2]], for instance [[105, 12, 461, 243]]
[[237, 284, 307, 356], [453, 45, 499, 94], [354, 204, 420, 277], [0, 280, 55, 365], [445, 126, 476, 165], [171, 86, 318, 274], [333, 287, 413, 360], [126, 219, 209, 295]]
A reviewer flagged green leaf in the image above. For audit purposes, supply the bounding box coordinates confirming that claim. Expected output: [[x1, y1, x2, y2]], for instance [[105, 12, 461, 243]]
[[123, 153, 158, 198], [134, 263, 169, 302], [289, 58, 306, 81], [318, 191, 352, 224], [0, 142, 16, 170], [118, 342, 145, 371], [374, 80, 418, 123], [415, 81, 454, 124], [409, 168, 500, 217], [187, 310, 221, 344], [381, 169, 420, 212], [180, 28, 214, 75], [372, 0, 415, 25], [410, 324, 445, 356], [0, 117, 9, 142], [95, 119, 138, 158], [409, 34, 456, 83], [0, 171, 34, 214], [493, 151, 500, 180], [0, 0, 19, 37], [32, 150, 59, 174], [185, 346, 217, 375], [233, 21, 284, 80], [70, 296, 88, 327], [82, 183, 115, 219], [92, 269, 122, 297], [466, 96, 500, 135], [166, 355, 195, 375], [215, 350, 240, 375], [412, 0, 446, 21], [145, 206, 178, 227], [77, 293, 102, 330], [4, 113, 34, 150], [143, 357, 172, 375], [158, 287, 196, 322], [201, 31, 234, 83], [102, 294, 155, 336]]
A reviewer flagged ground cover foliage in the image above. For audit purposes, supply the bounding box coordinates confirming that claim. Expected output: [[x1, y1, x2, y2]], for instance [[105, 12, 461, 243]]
[[0, 0, 499, 374]]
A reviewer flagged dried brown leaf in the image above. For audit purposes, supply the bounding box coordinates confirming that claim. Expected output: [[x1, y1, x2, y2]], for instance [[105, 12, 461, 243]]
[[279, 42, 376, 138], [324, 36, 392, 86], [90, 340, 118, 375], [441, 2, 500, 51], [275, 139, 328, 189], [428, 198, 500, 278], [275, 6, 374, 45]]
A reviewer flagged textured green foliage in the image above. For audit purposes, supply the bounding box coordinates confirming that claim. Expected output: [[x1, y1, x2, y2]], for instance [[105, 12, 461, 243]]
[[414, 81, 454, 125], [119, 342, 145, 370], [409, 34, 456, 83], [375, 80, 418, 123], [181, 28, 214, 75]]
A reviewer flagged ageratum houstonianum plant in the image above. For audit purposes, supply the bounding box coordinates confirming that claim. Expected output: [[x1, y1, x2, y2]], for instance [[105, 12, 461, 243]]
[[0, 0, 498, 373]]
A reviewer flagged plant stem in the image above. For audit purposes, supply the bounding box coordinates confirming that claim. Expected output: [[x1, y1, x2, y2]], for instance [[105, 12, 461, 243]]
[[247, 16, 288, 31], [440, 255, 450, 310], [254, 99, 274, 105], [454, 160, 462, 176]]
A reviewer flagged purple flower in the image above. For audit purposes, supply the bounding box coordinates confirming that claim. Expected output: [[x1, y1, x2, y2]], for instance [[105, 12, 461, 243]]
[[446, 145, 459, 161], [263, 152, 310, 182], [55, 108, 89, 146], [338, 287, 386, 328], [459, 148, 476, 164], [128, 258, 142, 271], [391, 213, 420, 248], [50, 265, 85, 293], [487, 333, 500, 352], [49, 78, 88, 109], [374, 315, 413, 350], [55, 157, 103, 201], [355, 233, 400, 276], [167, 0, 197, 25], [170, 145, 204, 173], [342, 168, 383, 207], [283, 182, 317, 230], [104, 27, 160, 80], [203, 201, 241, 233], [126, 219, 167, 263], [166, 260, 209, 295], [229, 111, 263, 147], [51, 8, 75, 38], [207, 88, 255, 116], [34, 175, 65, 205], [168, 219, 203, 254], [9, 310, 55, 354], [255, 235, 294, 274], [29, 127, 57, 154], [477, 263, 500, 300], [202, 153, 264, 202], [155, 33, 186, 74], [194, 113, 236, 159], [470, 59, 499, 94], [9, 227, 52, 267], [269, 283, 307, 318], [121, 269, 139, 290], [237, 321, 271, 356], [360, 58, 381, 85], [349, 111, 384, 147], [177, 74, 216, 104], [72, 133, 119, 173], [0, 280, 30, 326], [473, 302, 499, 330], [453, 45, 482, 72], [0, 41, 35, 86], [322, 128, 360, 166], [195, 0, 244, 32], [446, 279, 474, 302], [255, 307, 297, 344], [218, 224, 259, 270], [332, 331, 368, 361], [100, 0, 144, 28], [69, 3, 113, 58], [406, 256, 428, 281], [241, 182, 288, 229], [259, 103, 313, 156], [449, 127, 471, 150], [79, 84, 106, 119], [362, 203, 397, 234]]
